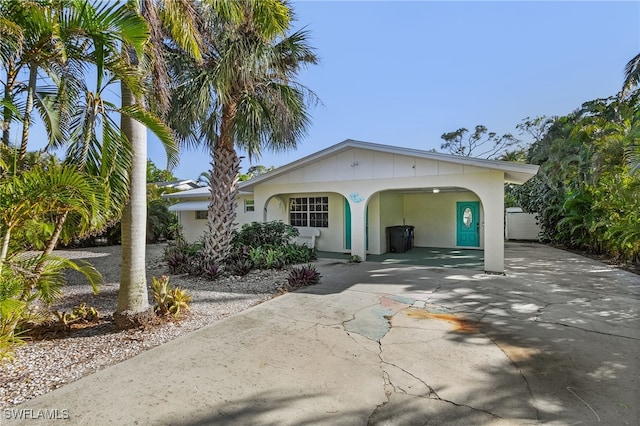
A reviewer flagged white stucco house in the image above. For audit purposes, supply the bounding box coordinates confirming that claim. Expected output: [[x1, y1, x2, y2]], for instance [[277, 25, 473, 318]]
[[166, 139, 539, 273]]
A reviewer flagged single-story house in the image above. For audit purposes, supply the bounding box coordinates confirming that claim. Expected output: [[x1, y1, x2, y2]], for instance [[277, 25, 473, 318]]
[[166, 139, 539, 273]]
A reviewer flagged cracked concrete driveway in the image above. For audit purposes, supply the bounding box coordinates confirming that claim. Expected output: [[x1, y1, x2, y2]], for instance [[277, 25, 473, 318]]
[[6, 243, 639, 425]]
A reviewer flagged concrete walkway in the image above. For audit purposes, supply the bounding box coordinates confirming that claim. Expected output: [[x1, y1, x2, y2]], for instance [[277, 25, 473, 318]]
[[4, 243, 639, 425]]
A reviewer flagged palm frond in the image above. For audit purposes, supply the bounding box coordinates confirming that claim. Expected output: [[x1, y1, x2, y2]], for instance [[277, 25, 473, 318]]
[[120, 103, 178, 169], [623, 53, 640, 96]]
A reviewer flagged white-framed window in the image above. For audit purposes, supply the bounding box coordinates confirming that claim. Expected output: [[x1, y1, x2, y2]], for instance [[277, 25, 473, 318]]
[[195, 211, 207, 220], [244, 199, 255, 212], [289, 196, 329, 227]]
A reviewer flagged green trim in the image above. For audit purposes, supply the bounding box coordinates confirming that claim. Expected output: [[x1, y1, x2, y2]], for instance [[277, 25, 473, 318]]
[[344, 198, 351, 249]]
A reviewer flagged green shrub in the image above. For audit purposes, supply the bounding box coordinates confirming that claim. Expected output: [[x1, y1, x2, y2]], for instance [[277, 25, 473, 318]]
[[232, 221, 299, 248], [282, 244, 317, 264]]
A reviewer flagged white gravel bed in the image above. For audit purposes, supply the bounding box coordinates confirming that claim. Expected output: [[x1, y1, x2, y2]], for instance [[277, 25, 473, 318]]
[[0, 244, 291, 408]]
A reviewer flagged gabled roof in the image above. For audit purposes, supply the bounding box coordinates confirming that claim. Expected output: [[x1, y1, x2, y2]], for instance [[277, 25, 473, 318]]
[[239, 139, 539, 189], [163, 186, 208, 199], [165, 139, 539, 200], [152, 179, 201, 190]]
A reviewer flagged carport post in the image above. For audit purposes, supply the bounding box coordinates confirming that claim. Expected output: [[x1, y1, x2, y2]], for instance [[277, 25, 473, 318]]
[[480, 185, 505, 273], [349, 198, 367, 261]]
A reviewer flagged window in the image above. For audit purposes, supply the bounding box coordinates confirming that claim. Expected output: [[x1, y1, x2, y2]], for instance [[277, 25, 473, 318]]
[[289, 196, 328, 227], [244, 199, 255, 212], [195, 211, 207, 220]]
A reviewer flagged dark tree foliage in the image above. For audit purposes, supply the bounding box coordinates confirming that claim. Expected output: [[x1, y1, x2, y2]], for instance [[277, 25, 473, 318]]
[[511, 92, 640, 266], [440, 125, 521, 159]]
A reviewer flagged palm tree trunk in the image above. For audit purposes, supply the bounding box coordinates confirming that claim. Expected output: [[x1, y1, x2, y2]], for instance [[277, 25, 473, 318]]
[[18, 63, 37, 167], [116, 84, 150, 325], [206, 144, 240, 263], [205, 101, 240, 263], [32, 211, 68, 279], [2, 65, 17, 146], [0, 225, 12, 275]]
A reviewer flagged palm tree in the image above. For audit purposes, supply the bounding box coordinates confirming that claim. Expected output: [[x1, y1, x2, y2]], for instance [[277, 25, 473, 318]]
[[0, 162, 103, 356], [2, 1, 176, 327], [169, 0, 318, 263], [116, 0, 202, 325], [0, 0, 78, 165]]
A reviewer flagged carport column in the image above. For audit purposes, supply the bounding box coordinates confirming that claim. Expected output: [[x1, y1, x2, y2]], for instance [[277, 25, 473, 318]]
[[349, 197, 367, 261], [481, 183, 505, 273]]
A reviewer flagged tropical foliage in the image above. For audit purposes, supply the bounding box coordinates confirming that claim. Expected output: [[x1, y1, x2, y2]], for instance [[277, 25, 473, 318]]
[[0, 0, 173, 353], [168, 0, 318, 264], [511, 91, 640, 267], [164, 221, 316, 278]]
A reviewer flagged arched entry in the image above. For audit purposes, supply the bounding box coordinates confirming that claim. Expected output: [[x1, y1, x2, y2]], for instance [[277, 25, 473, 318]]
[[344, 198, 368, 251]]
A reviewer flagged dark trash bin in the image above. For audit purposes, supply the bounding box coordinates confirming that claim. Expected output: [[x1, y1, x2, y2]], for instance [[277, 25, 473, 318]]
[[387, 225, 414, 253]]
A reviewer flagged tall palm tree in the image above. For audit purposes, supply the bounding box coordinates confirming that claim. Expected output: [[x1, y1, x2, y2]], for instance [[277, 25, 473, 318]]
[[115, 0, 203, 325], [2, 1, 175, 326], [169, 0, 318, 263]]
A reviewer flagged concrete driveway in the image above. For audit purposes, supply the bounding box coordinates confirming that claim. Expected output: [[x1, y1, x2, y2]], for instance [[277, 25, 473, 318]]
[[4, 243, 639, 425]]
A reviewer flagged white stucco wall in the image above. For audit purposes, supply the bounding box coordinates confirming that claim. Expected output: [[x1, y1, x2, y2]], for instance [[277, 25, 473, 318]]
[[169, 144, 533, 272], [264, 196, 287, 222], [264, 148, 495, 185], [177, 194, 261, 243], [178, 210, 208, 243], [366, 194, 382, 254], [403, 191, 482, 249], [236, 194, 259, 226], [253, 168, 505, 271]]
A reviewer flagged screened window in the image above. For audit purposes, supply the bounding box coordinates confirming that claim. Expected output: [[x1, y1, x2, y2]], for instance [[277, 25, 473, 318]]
[[244, 199, 255, 212], [289, 197, 328, 227], [195, 211, 207, 220]]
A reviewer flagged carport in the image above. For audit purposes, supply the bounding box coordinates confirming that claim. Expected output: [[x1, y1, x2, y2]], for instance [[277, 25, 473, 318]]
[[318, 247, 484, 270]]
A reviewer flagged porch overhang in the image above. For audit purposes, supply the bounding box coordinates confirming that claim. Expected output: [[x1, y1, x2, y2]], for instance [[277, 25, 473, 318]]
[[168, 201, 209, 212]]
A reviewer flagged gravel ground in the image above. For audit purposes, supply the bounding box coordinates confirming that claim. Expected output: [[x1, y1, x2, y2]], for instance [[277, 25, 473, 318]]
[[0, 244, 291, 408]]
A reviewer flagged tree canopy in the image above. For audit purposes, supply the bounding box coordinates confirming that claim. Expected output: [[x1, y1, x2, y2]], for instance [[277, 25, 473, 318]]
[[511, 92, 639, 267]]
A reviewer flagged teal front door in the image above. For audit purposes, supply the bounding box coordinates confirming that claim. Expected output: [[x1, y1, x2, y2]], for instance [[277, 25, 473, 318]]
[[456, 201, 480, 247], [344, 198, 351, 249]]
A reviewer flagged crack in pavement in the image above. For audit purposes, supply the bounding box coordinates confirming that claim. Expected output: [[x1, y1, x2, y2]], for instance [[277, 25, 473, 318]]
[[483, 332, 541, 421], [532, 319, 640, 341], [363, 304, 503, 424]]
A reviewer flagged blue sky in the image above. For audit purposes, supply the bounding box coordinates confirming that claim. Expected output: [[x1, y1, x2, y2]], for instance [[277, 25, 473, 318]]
[[160, 0, 638, 180], [23, 1, 640, 179]]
